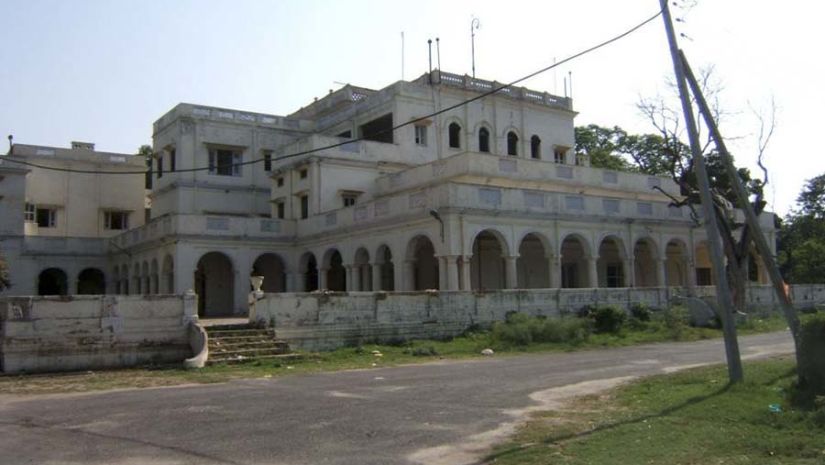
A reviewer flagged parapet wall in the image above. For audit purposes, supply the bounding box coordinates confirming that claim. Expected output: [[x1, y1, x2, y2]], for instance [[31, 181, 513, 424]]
[[253, 285, 825, 350], [0, 294, 197, 374]]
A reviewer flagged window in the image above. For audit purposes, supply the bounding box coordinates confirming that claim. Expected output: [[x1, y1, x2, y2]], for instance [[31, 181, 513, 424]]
[[448, 122, 461, 148], [299, 195, 309, 219], [575, 154, 585, 166], [276, 201, 285, 219], [24, 203, 35, 221], [338, 130, 352, 138], [263, 150, 272, 172], [105, 211, 129, 230], [208, 148, 241, 176], [696, 268, 712, 286], [530, 135, 541, 159], [36, 207, 56, 228], [359, 113, 394, 143], [606, 265, 623, 288], [169, 149, 176, 172], [156, 154, 163, 178], [299, 168, 308, 179], [507, 131, 519, 156], [554, 148, 566, 164], [276, 177, 284, 187], [414, 125, 427, 146], [478, 127, 490, 153]]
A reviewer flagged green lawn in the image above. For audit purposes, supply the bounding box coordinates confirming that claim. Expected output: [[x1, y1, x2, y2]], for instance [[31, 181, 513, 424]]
[[0, 313, 790, 395], [487, 357, 824, 465]]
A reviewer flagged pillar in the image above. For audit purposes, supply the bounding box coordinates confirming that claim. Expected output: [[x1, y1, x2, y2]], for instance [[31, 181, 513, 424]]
[[656, 258, 667, 288], [505, 255, 519, 289], [587, 256, 598, 288], [372, 263, 382, 291], [437, 256, 447, 290], [624, 257, 635, 288], [347, 265, 357, 291], [404, 260, 416, 291], [319, 267, 328, 290], [461, 256, 472, 291], [445, 256, 460, 291], [549, 255, 561, 288]]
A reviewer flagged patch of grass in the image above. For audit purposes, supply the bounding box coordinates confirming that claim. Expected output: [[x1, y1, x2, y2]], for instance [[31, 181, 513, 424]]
[[488, 357, 825, 465], [0, 313, 791, 395]]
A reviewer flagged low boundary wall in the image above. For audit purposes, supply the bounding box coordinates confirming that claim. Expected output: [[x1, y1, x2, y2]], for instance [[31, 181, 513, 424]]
[[0, 293, 198, 374], [253, 285, 825, 350]]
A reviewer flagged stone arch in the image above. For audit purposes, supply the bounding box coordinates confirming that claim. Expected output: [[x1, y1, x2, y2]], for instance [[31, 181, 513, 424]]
[[121, 264, 130, 295], [406, 235, 439, 290], [476, 123, 492, 153], [252, 253, 287, 293], [517, 232, 551, 288], [375, 243, 395, 291], [694, 240, 714, 286], [353, 247, 371, 291], [634, 237, 660, 287], [560, 233, 591, 288], [597, 235, 627, 288], [322, 248, 346, 291], [470, 229, 509, 290], [195, 251, 235, 317], [77, 268, 106, 295], [133, 263, 141, 295], [530, 135, 541, 159], [665, 238, 689, 287], [141, 261, 150, 295], [150, 259, 159, 294], [299, 252, 319, 292], [506, 130, 519, 156], [447, 120, 462, 149], [162, 255, 174, 294], [38, 268, 68, 296]]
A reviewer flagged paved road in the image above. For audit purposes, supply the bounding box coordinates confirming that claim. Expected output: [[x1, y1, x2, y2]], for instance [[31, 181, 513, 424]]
[[0, 332, 793, 465]]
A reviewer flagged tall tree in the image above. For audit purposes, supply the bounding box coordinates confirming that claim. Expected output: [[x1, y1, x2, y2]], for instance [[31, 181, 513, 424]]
[[779, 174, 825, 283]]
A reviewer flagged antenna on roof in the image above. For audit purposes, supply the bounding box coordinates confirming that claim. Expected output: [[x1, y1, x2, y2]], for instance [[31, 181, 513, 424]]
[[436, 37, 441, 72], [471, 17, 480, 78], [427, 39, 433, 84], [569, 71, 573, 99], [401, 31, 405, 81], [7, 134, 12, 153]]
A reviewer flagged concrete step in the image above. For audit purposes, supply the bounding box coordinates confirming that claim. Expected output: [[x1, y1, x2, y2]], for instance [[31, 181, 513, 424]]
[[207, 328, 274, 338], [205, 324, 292, 365], [206, 353, 304, 365], [209, 340, 290, 351]]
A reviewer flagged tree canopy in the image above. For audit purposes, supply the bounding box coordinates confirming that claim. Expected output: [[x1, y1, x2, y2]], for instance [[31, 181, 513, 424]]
[[779, 173, 825, 283]]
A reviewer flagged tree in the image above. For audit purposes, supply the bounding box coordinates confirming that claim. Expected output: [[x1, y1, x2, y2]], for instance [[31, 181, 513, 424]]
[[137, 144, 153, 189], [779, 174, 825, 283], [636, 68, 774, 317], [0, 250, 10, 291]]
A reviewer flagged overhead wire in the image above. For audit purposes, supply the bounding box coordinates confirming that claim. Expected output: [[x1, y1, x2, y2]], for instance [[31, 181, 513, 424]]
[[0, 9, 662, 176]]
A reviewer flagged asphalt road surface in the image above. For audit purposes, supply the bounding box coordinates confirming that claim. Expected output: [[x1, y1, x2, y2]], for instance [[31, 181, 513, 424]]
[[0, 332, 793, 465]]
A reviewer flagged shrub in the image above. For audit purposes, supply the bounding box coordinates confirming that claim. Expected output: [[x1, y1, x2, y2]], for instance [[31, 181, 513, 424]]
[[407, 346, 439, 357], [591, 305, 627, 334], [630, 303, 652, 322], [657, 305, 691, 339], [490, 312, 592, 347]]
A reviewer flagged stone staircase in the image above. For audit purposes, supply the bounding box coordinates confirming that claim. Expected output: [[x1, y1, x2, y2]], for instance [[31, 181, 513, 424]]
[[205, 323, 296, 365]]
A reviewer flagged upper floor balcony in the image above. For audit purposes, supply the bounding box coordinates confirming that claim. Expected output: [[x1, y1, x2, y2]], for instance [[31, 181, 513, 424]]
[[273, 134, 409, 169], [374, 151, 680, 199], [109, 214, 296, 250], [152, 103, 315, 136], [424, 71, 573, 112]]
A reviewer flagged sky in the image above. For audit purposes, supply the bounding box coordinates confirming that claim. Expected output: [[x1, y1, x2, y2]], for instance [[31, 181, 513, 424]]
[[1, 0, 823, 216]]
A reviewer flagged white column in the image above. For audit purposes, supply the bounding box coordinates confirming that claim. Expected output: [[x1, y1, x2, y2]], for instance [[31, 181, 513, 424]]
[[657, 258, 667, 288], [505, 255, 519, 289], [445, 256, 460, 291], [461, 256, 472, 291], [549, 255, 561, 288], [624, 258, 635, 288], [319, 268, 328, 290], [372, 263, 382, 291], [437, 256, 447, 290], [404, 260, 416, 291], [347, 265, 357, 291], [587, 256, 598, 288], [687, 259, 697, 288]]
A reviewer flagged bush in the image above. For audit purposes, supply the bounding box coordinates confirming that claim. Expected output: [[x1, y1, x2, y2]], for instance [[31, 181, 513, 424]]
[[591, 305, 627, 334], [490, 312, 592, 347], [407, 346, 439, 357], [630, 303, 652, 322], [656, 305, 691, 339]]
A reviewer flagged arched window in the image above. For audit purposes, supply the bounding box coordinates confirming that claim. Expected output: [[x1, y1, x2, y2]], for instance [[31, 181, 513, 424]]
[[507, 131, 519, 156], [478, 127, 490, 153], [530, 135, 541, 159], [448, 122, 462, 149]]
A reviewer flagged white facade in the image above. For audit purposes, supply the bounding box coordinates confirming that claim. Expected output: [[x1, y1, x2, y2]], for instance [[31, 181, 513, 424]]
[[0, 71, 774, 316]]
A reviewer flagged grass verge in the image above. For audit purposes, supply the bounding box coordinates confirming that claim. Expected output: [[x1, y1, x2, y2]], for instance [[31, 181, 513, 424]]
[[0, 313, 790, 395], [487, 357, 824, 465]]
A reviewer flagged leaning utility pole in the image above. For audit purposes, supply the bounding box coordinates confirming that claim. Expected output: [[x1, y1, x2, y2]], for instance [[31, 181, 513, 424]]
[[680, 52, 802, 370], [659, 0, 743, 382]]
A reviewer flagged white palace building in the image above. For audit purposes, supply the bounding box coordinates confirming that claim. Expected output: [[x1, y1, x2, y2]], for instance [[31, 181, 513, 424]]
[[0, 71, 774, 317]]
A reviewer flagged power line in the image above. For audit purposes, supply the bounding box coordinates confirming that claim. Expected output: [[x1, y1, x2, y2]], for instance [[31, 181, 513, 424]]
[[0, 9, 662, 176]]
